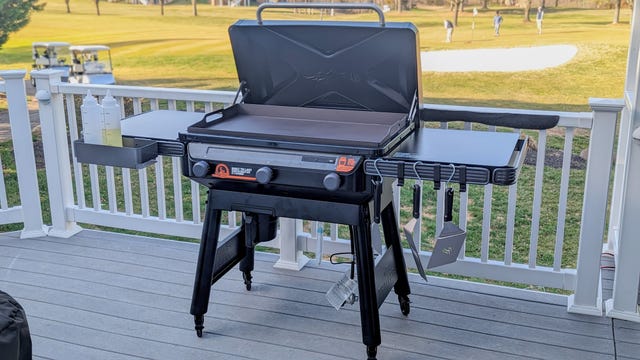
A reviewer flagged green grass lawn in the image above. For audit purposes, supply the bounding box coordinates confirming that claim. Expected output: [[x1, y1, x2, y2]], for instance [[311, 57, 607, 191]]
[[0, 1, 631, 283], [0, 1, 631, 110]]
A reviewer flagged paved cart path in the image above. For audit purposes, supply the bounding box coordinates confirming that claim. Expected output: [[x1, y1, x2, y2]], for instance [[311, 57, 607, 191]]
[[422, 44, 578, 72], [0, 95, 40, 142]]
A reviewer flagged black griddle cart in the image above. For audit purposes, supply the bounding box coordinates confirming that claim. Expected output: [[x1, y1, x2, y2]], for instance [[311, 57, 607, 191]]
[[183, 6, 421, 359], [78, 4, 541, 360]]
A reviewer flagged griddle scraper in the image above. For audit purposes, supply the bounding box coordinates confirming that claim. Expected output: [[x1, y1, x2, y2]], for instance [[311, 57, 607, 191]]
[[427, 187, 466, 269]]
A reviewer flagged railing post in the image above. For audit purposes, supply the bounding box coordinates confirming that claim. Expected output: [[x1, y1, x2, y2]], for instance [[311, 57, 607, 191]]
[[605, 97, 640, 322], [274, 217, 309, 270], [32, 70, 82, 238], [606, 104, 632, 254], [567, 98, 622, 316], [0, 70, 48, 238]]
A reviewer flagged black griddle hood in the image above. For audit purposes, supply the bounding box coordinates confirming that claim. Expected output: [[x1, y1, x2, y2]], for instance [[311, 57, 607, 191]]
[[228, 19, 422, 114]]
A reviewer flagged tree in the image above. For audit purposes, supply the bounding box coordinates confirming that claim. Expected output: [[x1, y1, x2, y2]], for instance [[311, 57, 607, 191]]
[[522, 0, 532, 22], [192, 0, 197, 16], [613, 0, 622, 24], [452, 0, 464, 26], [612, 0, 633, 23], [95, 0, 100, 16], [0, 0, 44, 49], [65, 0, 71, 13]]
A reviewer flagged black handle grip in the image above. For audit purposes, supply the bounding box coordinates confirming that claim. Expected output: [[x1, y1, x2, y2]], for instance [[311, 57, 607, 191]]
[[412, 183, 421, 219], [444, 188, 454, 222], [421, 108, 559, 130], [201, 107, 225, 123], [373, 180, 381, 224], [257, 3, 385, 26]]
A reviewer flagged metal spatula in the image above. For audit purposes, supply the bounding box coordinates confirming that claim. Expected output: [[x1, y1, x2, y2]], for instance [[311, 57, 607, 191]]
[[427, 187, 466, 269], [403, 181, 429, 282]]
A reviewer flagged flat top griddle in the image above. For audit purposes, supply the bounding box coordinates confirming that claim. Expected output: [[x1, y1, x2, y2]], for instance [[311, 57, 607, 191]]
[[105, 6, 530, 360], [187, 103, 409, 149]]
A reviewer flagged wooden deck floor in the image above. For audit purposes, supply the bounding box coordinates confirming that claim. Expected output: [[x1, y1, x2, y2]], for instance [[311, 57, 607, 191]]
[[1, 230, 638, 360]]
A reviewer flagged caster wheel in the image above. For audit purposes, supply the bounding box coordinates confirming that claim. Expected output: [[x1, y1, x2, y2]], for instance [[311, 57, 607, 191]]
[[243, 271, 252, 291], [366, 345, 377, 360], [194, 314, 204, 337], [399, 295, 411, 316]]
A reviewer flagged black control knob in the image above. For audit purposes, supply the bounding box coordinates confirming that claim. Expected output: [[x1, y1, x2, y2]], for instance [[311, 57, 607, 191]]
[[323, 172, 341, 191], [192, 161, 210, 178], [255, 167, 273, 184]]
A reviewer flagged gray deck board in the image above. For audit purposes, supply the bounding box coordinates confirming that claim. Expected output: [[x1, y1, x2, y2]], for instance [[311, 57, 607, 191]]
[[614, 320, 640, 359], [0, 230, 637, 359]]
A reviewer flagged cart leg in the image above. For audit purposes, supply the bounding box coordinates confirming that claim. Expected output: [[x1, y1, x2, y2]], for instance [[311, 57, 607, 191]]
[[351, 204, 381, 360], [239, 213, 257, 291], [190, 191, 222, 337], [381, 203, 411, 316]]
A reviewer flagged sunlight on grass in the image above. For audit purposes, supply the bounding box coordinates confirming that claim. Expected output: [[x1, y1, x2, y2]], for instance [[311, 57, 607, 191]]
[[0, 1, 630, 109]]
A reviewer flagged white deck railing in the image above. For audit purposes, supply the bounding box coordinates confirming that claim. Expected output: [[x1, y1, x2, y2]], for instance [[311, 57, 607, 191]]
[[32, 70, 238, 239], [0, 71, 47, 238], [0, 79, 17, 224], [296, 99, 623, 318], [3, 69, 626, 317]]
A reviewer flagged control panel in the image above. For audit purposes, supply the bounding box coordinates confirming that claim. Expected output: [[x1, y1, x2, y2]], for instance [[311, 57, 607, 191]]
[[187, 143, 363, 191]]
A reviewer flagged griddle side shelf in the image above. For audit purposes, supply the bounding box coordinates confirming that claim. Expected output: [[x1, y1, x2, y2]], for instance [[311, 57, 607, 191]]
[[364, 129, 527, 186]]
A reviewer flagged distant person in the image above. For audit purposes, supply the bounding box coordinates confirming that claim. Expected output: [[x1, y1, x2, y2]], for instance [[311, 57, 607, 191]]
[[493, 10, 503, 36], [472, 7, 478, 30], [536, 6, 544, 35], [444, 20, 454, 43]]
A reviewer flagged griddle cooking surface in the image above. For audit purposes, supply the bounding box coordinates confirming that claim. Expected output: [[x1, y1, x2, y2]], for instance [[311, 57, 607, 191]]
[[189, 104, 408, 149]]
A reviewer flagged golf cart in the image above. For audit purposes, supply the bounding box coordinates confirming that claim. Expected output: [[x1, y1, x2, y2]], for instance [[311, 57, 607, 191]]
[[69, 45, 116, 85], [31, 42, 72, 86]]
